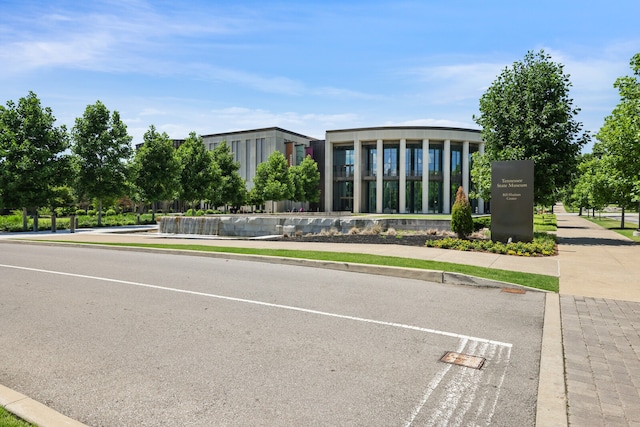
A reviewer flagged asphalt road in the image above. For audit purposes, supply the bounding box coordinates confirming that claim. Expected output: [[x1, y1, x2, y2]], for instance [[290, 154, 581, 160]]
[[0, 242, 545, 426]]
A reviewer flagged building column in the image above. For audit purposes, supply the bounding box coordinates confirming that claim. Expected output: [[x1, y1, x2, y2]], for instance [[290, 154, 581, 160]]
[[353, 138, 361, 214], [325, 139, 333, 212], [399, 139, 406, 214], [376, 139, 383, 214], [478, 142, 485, 214], [462, 140, 470, 197], [422, 139, 429, 213], [443, 139, 451, 214]]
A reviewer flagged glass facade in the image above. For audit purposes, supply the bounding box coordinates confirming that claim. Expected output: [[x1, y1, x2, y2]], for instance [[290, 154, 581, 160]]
[[450, 144, 463, 207], [329, 134, 481, 214], [429, 144, 443, 213], [383, 181, 399, 213], [383, 146, 399, 177]]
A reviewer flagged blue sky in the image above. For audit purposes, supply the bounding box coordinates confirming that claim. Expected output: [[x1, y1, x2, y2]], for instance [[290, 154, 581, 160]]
[[1, 0, 638, 151]]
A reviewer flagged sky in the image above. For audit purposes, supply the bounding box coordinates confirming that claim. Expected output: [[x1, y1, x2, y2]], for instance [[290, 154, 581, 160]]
[[1, 0, 638, 152]]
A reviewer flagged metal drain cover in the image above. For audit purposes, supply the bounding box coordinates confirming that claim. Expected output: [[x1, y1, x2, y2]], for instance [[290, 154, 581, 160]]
[[440, 352, 486, 369], [501, 287, 526, 294]]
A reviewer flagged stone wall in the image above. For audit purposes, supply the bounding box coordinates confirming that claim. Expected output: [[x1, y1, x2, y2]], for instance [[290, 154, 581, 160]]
[[158, 215, 451, 237]]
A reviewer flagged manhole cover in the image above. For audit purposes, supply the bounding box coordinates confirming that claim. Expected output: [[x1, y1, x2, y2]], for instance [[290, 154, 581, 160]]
[[501, 287, 526, 294], [440, 352, 485, 369]]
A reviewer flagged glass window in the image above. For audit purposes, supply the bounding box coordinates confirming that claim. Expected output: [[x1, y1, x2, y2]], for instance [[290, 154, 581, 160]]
[[406, 181, 423, 213], [406, 145, 423, 177], [429, 145, 442, 176], [383, 146, 398, 177], [366, 146, 377, 176], [333, 146, 354, 178], [383, 181, 399, 213]]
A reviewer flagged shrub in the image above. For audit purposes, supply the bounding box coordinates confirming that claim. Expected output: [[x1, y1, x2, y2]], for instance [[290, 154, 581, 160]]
[[451, 186, 473, 238], [195, 209, 205, 216], [87, 209, 97, 216], [473, 216, 491, 231], [105, 208, 116, 216], [206, 209, 215, 214], [76, 209, 86, 215], [348, 227, 360, 235]]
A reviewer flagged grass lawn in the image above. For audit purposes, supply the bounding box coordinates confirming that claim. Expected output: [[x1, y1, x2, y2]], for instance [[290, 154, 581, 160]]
[[0, 407, 35, 427], [40, 240, 559, 292], [585, 217, 640, 243]]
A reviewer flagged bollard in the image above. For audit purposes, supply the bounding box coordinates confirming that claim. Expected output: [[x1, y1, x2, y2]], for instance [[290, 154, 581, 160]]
[[70, 214, 76, 233]]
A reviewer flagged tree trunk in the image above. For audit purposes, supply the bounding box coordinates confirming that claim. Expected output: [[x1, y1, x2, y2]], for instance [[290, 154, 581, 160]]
[[51, 212, 57, 233], [151, 201, 156, 222], [22, 207, 27, 231], [621, 206, 625, 229], [33, 209, 38, 232], [579, 207, 582, 216], [637, 202, 640, 231]]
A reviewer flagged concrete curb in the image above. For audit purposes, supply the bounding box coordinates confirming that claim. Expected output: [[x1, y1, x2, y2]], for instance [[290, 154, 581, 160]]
[[535, 293, 567, 426], [0, 384, 88, 427], [6, 239, 546, 292]]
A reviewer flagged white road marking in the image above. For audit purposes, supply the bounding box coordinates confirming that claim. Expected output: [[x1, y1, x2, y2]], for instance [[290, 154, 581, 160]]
[[1, 262, 515, 425], [0, 263, 513, 347]]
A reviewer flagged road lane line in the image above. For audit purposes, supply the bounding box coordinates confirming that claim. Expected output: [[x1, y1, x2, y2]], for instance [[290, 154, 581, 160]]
[[0, 263, 513, 347]]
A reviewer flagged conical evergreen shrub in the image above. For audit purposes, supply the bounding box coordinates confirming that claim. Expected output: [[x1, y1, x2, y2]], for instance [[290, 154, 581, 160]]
[[451, 186, 474, 239]]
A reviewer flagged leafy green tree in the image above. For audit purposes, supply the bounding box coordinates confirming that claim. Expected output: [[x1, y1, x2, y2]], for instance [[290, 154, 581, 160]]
[[0, 91, 70, 231], [594, 53, 640, 228], [132, 125, 181, 220], [210, 141, 247, 210], [571, 154, 610, 216], [72, 101, 132, 226], [472, 50, 589, 206], [177, 132, 220, 213], [451, 186, 474, 238], [290, 155, 321, 203], [252, 151, 293, 212]]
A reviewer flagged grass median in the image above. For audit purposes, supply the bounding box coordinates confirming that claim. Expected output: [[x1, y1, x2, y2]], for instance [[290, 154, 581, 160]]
[[585, 217, 640, 243], [39, 240, 559, 292]]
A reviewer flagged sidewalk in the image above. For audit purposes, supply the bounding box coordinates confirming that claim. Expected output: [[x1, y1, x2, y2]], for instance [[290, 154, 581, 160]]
[[555, 204, 640, 426]]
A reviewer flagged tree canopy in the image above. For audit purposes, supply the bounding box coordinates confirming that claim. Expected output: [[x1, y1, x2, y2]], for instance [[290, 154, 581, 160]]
[[472, 50, 589, 206], [210, 141, 246, 210], [594, 53, 640, 227], [72, 100, 132, 225], [132, 125, 181, 219], [0, 91, 70, 230], [252, 151, 293, 210], [290, 155, 321, 203], [177, 132, 221, 211]]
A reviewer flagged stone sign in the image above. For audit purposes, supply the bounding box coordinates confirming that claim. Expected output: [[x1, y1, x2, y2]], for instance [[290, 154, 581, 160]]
[[491, 160, 534, 243]]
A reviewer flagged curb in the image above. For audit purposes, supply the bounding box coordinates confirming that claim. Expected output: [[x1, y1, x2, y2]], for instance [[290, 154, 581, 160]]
[[0, 384, 88, 427], [5, 239, 546, 292], [536, 293, 567, 426]]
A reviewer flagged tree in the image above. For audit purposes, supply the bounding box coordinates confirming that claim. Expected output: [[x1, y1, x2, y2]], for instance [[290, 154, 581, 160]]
[[451, 186, 474, 238], [594, 53, 640, 228], [72, 101, 132, 226], [132, 125, 181, 220], [571, 154, 609, 216], [471, 50, 589, 206], [210, 141, 246, 210], [252, 151, 293, 212], [0, 91, 70, 231], [290, 155, 321, 204], [177, 132, 220, 213]]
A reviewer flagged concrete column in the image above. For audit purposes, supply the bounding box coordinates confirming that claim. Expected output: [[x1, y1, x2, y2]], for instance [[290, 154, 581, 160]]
[[399, 138, 406, 214], [478, 143, 485, 214], [462, 140, 470, 197], [376, 139, 383, 214], [353, 138, 362, 214], [325, 138, 333, 212], [443, 139, 451, 214], [422, 139, 429, 213]]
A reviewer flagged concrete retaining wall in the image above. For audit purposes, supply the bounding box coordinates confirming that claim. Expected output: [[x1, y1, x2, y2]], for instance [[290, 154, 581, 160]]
[[159, 215, 451, 237]]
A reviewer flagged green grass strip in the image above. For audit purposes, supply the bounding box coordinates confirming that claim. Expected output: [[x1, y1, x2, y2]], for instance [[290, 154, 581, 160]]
[[39, 240, 558, 292], [585, 217, 640, 243], [0, 407, 36, 427]]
